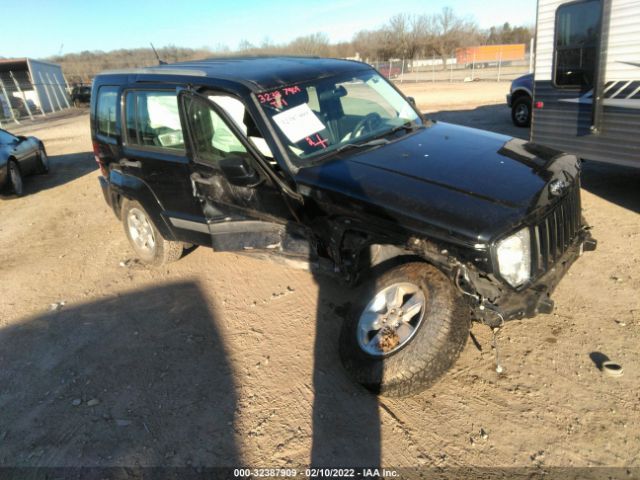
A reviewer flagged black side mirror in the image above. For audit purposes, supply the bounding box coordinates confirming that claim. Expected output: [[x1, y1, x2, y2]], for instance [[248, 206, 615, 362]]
[[219, 155, 260, 187], [407, 96, 416, 107]]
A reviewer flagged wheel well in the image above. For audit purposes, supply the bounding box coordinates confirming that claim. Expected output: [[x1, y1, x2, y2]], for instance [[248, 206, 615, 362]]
[[368, 254, 426, 279], [7, 157, 19, 170], [356, 243, 444, 284], [113, 192, 124, 219], [511, 90, 531, 103]]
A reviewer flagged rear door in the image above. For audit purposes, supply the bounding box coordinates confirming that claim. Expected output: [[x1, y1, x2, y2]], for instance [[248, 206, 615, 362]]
[[177, 90, 308, 254], [120, 88, 205, 244]]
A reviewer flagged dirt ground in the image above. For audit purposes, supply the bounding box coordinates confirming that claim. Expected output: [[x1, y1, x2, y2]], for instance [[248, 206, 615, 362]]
[[1, 82, 639, 473]]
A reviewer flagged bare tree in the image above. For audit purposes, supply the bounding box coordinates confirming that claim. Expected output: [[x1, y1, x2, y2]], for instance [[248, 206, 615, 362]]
[[44, 8, 531, 83], [286, 33, 330, 57], [431, 7, 480, 68], [410, 14, 435, 59], [237, 39, 256, 53]]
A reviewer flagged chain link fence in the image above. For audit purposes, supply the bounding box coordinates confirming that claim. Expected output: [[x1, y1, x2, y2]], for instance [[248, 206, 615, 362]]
[[369, 52, 533, 85], [0, 50, 533, 128]]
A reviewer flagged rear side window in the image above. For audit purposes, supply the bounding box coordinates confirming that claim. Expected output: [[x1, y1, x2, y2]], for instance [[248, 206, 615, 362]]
[[554, 0, 601, 88], [124, 91, 184, 152], [96, 86, 119, 138]]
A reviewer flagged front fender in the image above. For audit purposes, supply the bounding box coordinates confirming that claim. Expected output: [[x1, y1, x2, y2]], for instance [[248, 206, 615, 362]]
[[108, 169, 177, 241]]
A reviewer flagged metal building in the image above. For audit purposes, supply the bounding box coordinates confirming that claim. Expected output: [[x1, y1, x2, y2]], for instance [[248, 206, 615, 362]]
[[0, 58, 70, 122]]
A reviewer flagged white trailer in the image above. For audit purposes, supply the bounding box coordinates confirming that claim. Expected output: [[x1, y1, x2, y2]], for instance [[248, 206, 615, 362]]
[[532, 0, 640, 168]]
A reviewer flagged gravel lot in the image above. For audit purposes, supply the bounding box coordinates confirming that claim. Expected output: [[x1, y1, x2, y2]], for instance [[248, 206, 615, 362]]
[[0, 82, 639, 472]]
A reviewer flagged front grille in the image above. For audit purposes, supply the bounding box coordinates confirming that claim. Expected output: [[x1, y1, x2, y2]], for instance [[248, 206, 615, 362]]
[[531, 184, 582, 276]]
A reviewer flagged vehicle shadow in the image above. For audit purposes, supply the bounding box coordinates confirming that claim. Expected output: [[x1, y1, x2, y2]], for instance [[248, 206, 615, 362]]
[[0, 281, 240, 469], [580, 161, 640, 214], [0, 152, 97, 199], [30, 151, 97, 194], [305, 156, 385, 469], [427, 104, 528, 140], [309, 270, 381, 468]]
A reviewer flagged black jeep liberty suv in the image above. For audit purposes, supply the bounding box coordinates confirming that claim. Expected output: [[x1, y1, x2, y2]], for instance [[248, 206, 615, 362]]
[[91, 57, 596, 397]]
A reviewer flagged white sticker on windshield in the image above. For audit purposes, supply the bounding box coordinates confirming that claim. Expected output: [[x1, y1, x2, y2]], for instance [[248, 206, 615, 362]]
[[272, 103, 325, 143]]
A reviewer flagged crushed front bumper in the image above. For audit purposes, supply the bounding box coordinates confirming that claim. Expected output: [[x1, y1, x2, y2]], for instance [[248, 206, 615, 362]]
[[474, 229, 596, 326]]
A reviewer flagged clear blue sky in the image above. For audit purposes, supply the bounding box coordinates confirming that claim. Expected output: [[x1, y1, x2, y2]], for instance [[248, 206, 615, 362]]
[[1, 0, 536, 58]]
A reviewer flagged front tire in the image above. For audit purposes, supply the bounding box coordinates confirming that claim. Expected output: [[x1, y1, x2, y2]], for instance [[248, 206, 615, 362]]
[[121, 199, 183, 266], [511, 95, 532, 127], [339, 262, 469, 397]]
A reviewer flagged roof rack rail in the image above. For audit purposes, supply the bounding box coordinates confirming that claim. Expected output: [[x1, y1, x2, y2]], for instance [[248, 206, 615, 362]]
[[100, 67, 207, 77]]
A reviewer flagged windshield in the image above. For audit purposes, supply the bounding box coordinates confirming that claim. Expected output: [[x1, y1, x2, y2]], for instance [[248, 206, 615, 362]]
[[256, 71, 422, 163]]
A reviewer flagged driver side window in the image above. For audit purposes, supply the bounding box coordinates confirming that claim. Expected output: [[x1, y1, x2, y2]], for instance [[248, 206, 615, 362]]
[[125, 90, 185, 152], [183, 95, 252, 167]]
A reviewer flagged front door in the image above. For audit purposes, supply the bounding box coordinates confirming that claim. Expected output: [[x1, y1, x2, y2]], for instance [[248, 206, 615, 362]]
[[178, 90, 308, 255]]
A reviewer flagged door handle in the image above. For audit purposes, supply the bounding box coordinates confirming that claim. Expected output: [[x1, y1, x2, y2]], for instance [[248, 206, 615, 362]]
[[119, 158, 141, 168]]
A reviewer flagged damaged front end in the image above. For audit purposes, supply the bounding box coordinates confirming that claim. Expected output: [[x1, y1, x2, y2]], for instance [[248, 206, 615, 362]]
[[457, 228, 596, 328], [454, 188, 596, 327]]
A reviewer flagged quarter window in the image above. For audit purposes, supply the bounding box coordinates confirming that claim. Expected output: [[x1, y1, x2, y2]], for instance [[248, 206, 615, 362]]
[[96, 86, 118, 138], [554, 0, 602, 88], [125, 91, 185, 151]]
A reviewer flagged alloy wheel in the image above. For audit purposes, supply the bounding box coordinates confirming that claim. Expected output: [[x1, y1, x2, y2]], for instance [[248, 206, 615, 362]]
[[127, 208, 156, 254], [357, 282, 426, 356]]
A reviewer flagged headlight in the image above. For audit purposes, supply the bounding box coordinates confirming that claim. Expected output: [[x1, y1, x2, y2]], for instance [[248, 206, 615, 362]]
[[496, 227, 531, 287]]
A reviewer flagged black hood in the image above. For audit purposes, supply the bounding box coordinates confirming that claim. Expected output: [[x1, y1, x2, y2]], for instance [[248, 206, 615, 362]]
[[295, 122, 580, 246]]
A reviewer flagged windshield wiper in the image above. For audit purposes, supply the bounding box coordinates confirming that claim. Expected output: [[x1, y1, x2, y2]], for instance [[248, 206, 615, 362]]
[[334, 137, 390, 154], [387, 122, 425, 135]]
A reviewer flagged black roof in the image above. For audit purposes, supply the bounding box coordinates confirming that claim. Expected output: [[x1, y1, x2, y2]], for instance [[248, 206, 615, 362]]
[[100, 56, 371, 91]]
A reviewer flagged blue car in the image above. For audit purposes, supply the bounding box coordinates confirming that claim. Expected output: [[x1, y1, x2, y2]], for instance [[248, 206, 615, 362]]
[[507, 73, 533, 127], [0, 128, 48, 196]]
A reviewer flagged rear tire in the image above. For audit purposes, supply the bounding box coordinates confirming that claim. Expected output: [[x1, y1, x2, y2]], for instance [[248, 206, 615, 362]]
[[121, 199, 183, 266], [37, 144, 49, 173], [511, 95, 532, 127], [339, 262, 469, 397], [7, 160, 24, 196]]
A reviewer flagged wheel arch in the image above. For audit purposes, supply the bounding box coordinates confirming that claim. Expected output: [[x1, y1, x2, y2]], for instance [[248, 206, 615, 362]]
[[338, 225, 453, 284], [109, 169, 177, 241], [511, 88, 532, 103]]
